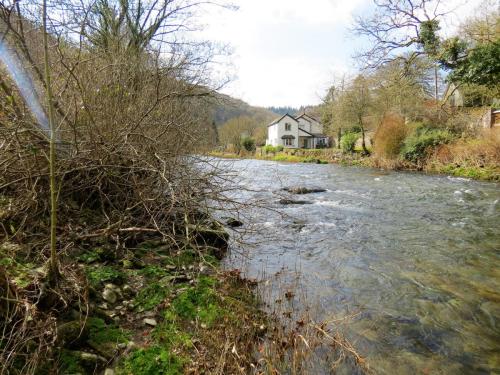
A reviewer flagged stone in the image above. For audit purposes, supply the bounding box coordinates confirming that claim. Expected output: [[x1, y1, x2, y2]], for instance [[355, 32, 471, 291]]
[[143, 318, 157, 327], [71, 351, 107, 366], [122, 285, 135, 298], [222, 217, 244, 228], [102, 289, 118, 304], [98, 303, 109, 310], [104, 369, 115, 375], [282, 186, 327, 194], [278, 199, 312, 205]]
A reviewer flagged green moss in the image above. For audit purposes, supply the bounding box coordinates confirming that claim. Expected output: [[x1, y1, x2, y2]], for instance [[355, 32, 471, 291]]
[[119, 346, 186, 375], [87, 318, 129, 345], [134, 282, 170, 311], [77, 248, 107, 264], [59, 350, 84, 374], [171, 276, 222, 327], [0, 250, 35, 288], [152, 321, 192, 349], [138, 265, 171, 278], [85, 265, 124, 288]]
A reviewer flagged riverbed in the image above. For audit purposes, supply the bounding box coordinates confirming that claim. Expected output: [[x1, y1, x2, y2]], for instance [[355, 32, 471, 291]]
[[222, 159, 500, 374]]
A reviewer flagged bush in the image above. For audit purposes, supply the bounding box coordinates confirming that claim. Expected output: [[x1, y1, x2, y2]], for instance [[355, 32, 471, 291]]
[[400, 128, 453, 163], [241, 137, 256, 152], [340, 132, 359, 153], [373, 114, 408, 159], [262, 145, 275, 153], [263, 144, 283, 153]]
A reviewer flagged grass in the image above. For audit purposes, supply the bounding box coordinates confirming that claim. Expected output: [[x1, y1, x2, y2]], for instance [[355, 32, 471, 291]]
[[434, 164, 500, 181]]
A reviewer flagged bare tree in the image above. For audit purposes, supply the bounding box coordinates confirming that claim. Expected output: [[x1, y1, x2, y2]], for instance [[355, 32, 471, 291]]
[[352, 0, 451, 99]]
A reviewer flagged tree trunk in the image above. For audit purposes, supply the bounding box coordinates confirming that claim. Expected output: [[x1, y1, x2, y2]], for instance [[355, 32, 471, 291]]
[[337, 127, 342, 149], [43, 0, 60, 285]]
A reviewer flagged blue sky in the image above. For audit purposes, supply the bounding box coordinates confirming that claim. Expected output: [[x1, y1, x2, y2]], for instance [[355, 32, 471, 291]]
[[201, 0, 483, 107]]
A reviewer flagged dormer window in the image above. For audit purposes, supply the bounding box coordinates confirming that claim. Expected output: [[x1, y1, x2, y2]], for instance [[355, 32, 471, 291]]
[[285, 123, 291, 131]]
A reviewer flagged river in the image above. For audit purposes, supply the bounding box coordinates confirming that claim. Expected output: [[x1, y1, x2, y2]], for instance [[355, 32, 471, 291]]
[[220, 158, 500, 374]]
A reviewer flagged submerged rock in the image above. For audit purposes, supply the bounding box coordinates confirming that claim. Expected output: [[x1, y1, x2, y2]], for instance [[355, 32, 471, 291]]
[[278, 199, 312, 205], [282, 187, 327, 194], [222, 217, 244, 228]]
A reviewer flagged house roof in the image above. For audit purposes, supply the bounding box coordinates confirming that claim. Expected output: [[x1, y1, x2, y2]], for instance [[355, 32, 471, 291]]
[[298, 128, 327, 138], [295, 113, 320, 123], [298, 128, 314, 137], [268, 113, 298, 127]]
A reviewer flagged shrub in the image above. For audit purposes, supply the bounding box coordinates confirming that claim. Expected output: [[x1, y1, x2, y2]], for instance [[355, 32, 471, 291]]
[[241, 137, 256, 152], [340, 132, 359, 153], [373, 114, 408, 159], [263, 144, 283, 153], [263, 145, 276, 153], [400, 128, 453, 163]]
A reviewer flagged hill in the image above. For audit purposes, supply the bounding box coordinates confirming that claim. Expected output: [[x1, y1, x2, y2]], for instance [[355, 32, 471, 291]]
[[210, 93, 277, 126]]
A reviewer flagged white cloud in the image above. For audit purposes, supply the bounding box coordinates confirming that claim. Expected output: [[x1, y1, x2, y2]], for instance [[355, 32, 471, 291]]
[[200, 0, 485, 107]]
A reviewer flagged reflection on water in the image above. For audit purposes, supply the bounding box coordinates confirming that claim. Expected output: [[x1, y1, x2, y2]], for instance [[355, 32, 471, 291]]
[[223, 159, 500, 374]]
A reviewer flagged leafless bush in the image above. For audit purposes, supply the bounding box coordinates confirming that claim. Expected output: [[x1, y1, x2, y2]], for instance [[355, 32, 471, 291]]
[[0, 0, 232, 372]]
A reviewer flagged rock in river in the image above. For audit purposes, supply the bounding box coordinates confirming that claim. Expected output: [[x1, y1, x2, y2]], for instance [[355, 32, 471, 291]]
[[278, 199, 312, 205], [282, 186, 327, 194]]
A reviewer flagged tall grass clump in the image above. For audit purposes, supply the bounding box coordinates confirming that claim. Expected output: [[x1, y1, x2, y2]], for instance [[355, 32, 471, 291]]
[[373, 114, 408, 159]]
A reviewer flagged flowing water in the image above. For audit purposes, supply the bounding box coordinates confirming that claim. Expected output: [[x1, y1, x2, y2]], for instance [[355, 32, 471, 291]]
[[222, 158, 500, 374]]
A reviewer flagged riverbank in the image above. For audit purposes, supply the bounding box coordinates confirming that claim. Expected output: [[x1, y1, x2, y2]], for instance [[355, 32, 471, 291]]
[[210, 147, 500, 182], [1, 212, 368, 374], [0, 221, 271, 374]]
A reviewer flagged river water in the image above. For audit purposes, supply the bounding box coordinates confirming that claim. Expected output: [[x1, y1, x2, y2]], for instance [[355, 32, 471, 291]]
[[221, 158, 500, 374]]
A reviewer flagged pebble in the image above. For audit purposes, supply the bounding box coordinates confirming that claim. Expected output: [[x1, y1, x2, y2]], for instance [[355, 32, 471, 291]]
[[102, 289, 118, 304], [143, 318, 157, 327]]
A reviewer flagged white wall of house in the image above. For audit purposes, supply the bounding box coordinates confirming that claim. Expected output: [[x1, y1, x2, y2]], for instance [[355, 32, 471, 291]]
[[310, 120, 323, 134], [297, 117, 311, 132], [266, 115, 299, 148], [297, 115, 323, 134]]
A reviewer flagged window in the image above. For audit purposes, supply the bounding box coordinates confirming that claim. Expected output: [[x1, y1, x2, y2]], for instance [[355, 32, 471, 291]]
[[285, 123, 291, 131], [284, 138, 293, 146]]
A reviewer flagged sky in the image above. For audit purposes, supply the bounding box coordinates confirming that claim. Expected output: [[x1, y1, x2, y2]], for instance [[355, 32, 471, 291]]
[[200, 0, 484, 108]]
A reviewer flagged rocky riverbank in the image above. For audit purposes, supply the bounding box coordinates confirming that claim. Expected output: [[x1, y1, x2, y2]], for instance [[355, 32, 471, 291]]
[[0, 219, 269, 374]]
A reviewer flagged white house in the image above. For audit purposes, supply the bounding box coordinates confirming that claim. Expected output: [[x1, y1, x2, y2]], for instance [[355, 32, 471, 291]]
[[266, 113, 328, 148]]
